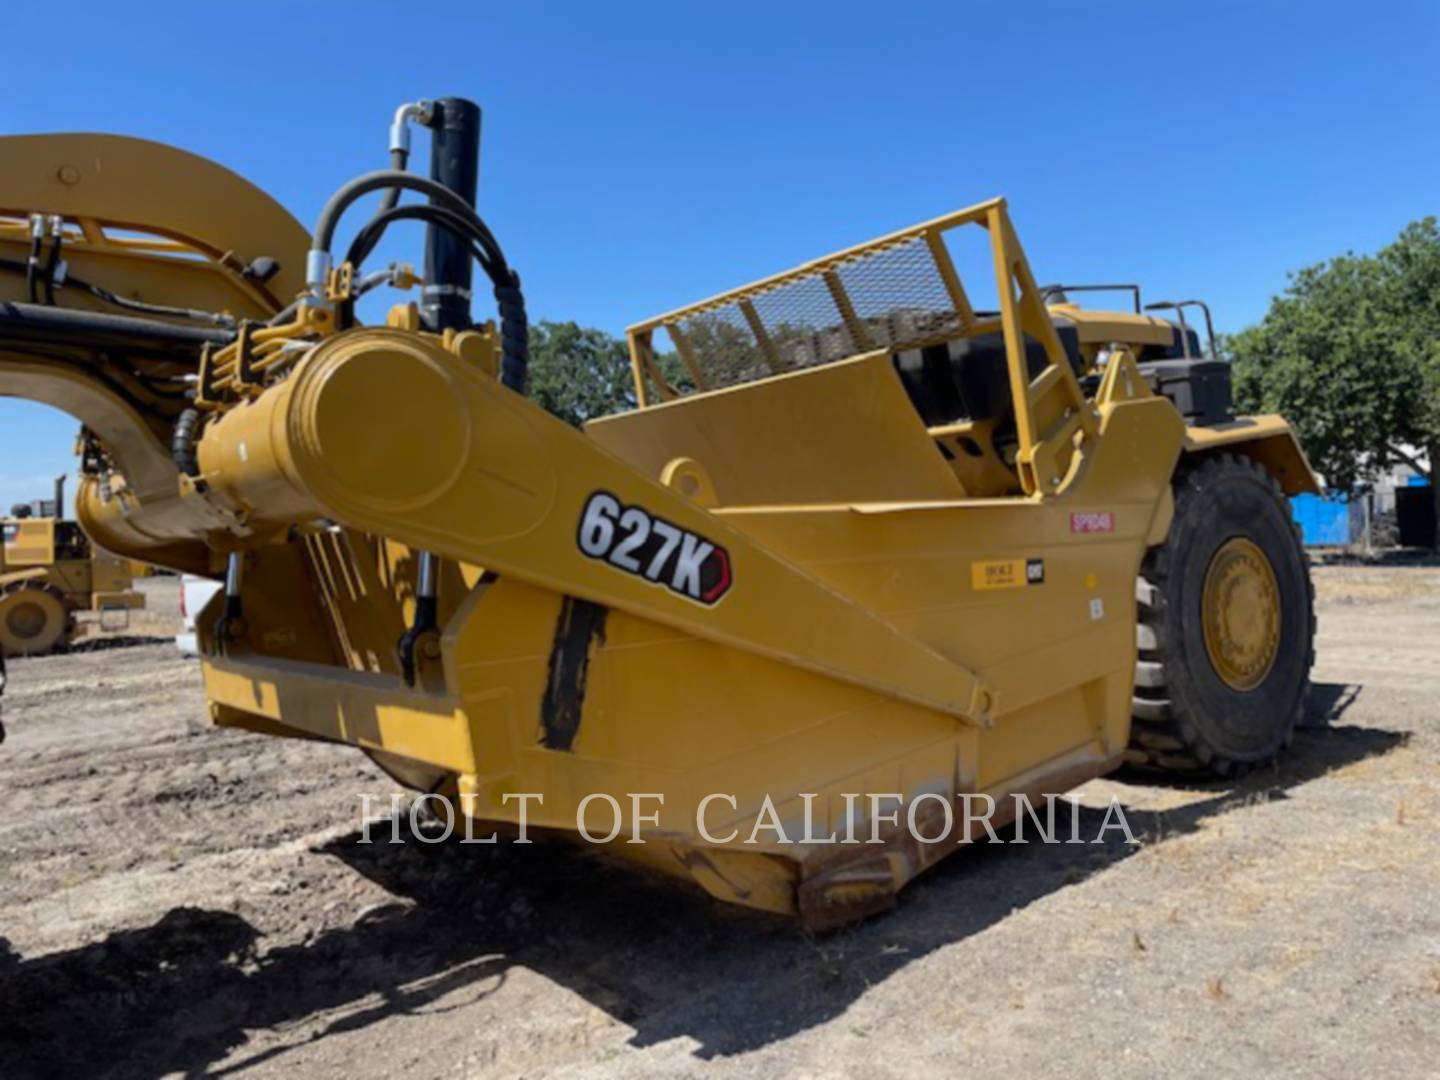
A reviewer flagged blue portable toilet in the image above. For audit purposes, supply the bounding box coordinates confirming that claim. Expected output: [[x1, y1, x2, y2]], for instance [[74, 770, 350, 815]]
[[1290, 493, 1350, 546]]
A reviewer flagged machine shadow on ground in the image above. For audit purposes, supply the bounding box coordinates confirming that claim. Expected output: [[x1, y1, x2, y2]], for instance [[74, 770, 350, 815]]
[[65, 633, 174, 654], [0, 683, 1400, 1076]]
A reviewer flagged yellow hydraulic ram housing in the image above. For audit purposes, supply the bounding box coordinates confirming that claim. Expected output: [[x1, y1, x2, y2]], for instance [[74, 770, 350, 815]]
[[0, 98, 1317, 928]]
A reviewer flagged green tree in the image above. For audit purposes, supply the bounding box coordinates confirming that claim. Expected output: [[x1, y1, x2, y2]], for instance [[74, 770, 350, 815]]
[[527, 320, 707, 423], [1378, 220, 1440, 465], [1230, 218, 1440, 531], [526, 321, 637, 427]]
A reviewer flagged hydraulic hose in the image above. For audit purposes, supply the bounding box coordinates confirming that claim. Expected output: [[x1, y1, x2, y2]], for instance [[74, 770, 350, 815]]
[[264, 297, 301, 327], [493, 272, 527, 393], [376, 101, 431, 217], [317, 175, 528, 393], [344, 204, 495, 273], [171, 407, 202, 477], [311, 171, 488, 257], [0, 257, 234, 327], [72, 278, 233, 327], [25, 229, 41, 303], [0, 301, 233, 351], [343, 204, 528, 393], [42, 232, 62, 306], [375, 148, 409, 214]]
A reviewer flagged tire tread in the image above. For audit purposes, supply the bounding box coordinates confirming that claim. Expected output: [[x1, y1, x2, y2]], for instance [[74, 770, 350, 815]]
[[1127, 453, 1315, 777]]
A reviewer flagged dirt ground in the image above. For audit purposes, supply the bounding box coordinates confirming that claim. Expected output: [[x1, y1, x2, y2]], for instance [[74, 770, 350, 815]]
[[1, 563, 1437, 1079]]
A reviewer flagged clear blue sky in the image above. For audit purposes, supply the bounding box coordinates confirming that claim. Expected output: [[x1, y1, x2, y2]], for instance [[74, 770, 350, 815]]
[[2, 1, 1437, 512]]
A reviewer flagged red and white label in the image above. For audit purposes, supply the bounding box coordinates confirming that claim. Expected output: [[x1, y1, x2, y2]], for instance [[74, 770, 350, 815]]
[[1070, 511, 1115, 534]]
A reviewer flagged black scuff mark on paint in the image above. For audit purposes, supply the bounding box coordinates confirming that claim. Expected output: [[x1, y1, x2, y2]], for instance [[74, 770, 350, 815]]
[[539, 597, 608, 751]]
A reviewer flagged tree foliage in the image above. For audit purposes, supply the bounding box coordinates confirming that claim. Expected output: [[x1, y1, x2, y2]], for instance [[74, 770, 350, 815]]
[[1229, 218, 1440, 494], [526, 320, 637, 427], [527, 320, 707, 425]]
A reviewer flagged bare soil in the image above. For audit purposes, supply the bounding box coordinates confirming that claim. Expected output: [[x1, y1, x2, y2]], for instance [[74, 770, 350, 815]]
[[1, 567, 1438, 1079]]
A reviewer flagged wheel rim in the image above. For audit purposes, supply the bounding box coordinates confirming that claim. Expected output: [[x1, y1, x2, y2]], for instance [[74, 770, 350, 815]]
[[1201, 537, 1282, 691]]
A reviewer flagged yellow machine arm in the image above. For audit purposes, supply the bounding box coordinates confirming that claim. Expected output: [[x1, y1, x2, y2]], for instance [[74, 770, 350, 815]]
[[0, 133, 310, 572]]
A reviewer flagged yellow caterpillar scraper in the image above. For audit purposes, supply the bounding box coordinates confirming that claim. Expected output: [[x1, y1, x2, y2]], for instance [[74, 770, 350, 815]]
[[0, 98, 1316, 927]]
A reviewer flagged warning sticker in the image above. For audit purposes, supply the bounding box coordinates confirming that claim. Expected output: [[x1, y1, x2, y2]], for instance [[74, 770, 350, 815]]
[[1070, 511, 1115, 534], [972, 558, 1045, 591]]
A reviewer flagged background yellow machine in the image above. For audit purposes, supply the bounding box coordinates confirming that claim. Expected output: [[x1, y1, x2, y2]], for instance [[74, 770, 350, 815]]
[[0, 475, 144, 655], [0, 97, 1315, 926]]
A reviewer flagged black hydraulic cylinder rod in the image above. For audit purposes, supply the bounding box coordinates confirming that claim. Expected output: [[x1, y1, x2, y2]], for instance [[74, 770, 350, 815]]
[[421, 97, 482, 332], [404, 97, 481, 682]]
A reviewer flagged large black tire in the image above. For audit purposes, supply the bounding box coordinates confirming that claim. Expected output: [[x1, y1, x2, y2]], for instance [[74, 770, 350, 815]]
[[1128, 454, 1315, 777], [0, 580, 77, 657]]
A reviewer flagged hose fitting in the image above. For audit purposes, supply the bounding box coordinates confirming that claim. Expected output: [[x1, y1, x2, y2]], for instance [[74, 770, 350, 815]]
[[389, 100, 435, 154], [304, 249, 332, 302]]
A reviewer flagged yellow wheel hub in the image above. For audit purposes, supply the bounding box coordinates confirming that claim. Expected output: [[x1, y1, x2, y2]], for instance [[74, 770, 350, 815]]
[[1201, 537, 1281, 691], [0, 585, 69, 655], [7, 599, 49, 639]]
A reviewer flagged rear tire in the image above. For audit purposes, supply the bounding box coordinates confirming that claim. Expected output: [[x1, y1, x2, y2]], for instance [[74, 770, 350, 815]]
[[1127, 454, 1315, 777], [0, 581, 77, 656]]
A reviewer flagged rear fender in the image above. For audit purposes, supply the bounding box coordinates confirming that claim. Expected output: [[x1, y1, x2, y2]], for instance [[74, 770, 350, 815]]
[[1183, 415, 1320, 496]]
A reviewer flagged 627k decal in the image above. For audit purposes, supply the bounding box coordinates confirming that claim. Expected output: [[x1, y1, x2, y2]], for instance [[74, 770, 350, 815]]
[[576, 492, 732, 605]]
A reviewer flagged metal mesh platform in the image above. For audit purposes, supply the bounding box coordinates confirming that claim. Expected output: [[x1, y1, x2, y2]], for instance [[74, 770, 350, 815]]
[[629, 200, 1004, 399]]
